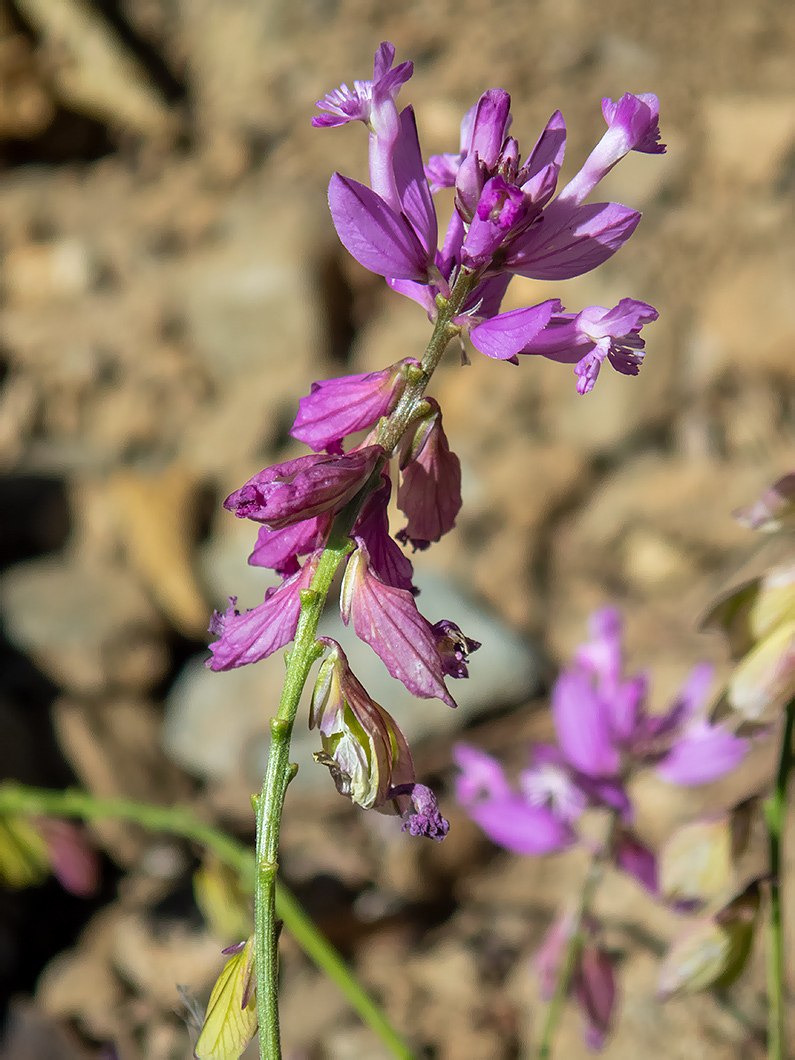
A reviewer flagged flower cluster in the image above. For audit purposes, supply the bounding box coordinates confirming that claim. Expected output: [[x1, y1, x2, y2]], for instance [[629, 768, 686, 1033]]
[[315, 42, 663, 392], [207, 43, 664, 839], [456, 607, 748, 861], [455, 607, 750, 1050]]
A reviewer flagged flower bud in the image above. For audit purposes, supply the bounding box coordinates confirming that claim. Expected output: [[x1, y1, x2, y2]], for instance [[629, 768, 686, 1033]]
[[659, 805, 753, 908], [310, 639, 415, 812], [657, 881, 760, 999], [396, 399, 461, 548]]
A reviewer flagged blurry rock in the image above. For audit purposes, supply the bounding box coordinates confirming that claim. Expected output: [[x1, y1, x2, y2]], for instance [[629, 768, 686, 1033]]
[[692, 249, 795, 379], [37, 907, 125, 1042], [0, 26, 54, 139], [622, 527, 694, 593], [703, 95, 795, 189], [0, 556, 168, 696], [177, 181, 321, 387], [106, 465, 209, 638], [16, 0, 174, 137], [0, 998, 93, 1060], [0, 370, 38, 469], [278, 964, 350, 1059], [4, 239, 95, 304], [111, 910, 221, 1008]]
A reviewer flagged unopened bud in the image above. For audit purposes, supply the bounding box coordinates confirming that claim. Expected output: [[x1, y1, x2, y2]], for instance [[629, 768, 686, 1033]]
[[310, 639, 414, 812], [657, 881, 760, 999]]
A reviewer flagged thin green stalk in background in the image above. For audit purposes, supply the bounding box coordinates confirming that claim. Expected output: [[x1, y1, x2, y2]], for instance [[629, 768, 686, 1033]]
[[537, 814, 616, 1060], [0, 782, 415, 1059], [764, 697, 795, 1060]]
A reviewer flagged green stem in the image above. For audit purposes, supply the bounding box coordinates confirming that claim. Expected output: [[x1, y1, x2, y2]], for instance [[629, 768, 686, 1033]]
[[764, 697, 795, 1060], [537, 816, 616, 1060], [254, 538, 352, 1059], [0, 782, 415, 1058], [253, 268, 477, 1060]]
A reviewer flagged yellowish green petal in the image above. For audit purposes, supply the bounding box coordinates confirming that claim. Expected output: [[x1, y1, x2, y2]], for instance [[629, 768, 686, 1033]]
[[195, 937, 257, 1060]]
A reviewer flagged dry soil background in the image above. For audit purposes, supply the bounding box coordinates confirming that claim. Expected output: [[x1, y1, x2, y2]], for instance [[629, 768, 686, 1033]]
[[0, 1, 794, 1058]]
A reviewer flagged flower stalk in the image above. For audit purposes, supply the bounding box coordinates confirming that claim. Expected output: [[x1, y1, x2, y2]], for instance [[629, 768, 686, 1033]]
[[252, 272, 474, 1060], [537, 817, 614, 1060], [764, 696, 795, 1060]]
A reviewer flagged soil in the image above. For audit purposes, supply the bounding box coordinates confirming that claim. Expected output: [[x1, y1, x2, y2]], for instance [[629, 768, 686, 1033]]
[[0, 1, 794, 1058]]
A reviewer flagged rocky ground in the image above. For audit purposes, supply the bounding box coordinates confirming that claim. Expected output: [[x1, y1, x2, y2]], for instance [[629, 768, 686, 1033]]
[[0, 1, 794, 1057]]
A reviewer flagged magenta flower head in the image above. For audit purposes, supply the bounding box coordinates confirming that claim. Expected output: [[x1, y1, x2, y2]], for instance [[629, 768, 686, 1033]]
[[396, 398, 462, 548], [223, 445, 383, 530], [310, 638, 415, 813], [553, 608, 749, 786], [290, 359, 419, 454]]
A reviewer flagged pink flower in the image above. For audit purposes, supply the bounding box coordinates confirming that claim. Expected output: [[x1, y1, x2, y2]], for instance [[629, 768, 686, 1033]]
[[340, 537, 456, 707], [224, 446, 383, 530]]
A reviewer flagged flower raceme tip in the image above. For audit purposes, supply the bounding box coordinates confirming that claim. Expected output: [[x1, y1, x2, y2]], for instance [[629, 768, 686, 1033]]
[[315, 42, 664, 394]]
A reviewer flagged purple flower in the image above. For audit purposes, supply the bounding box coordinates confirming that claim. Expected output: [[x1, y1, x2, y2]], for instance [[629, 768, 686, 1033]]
[[561, 609, 749, 785], [352, 474, 416, 592], [328, 174, 434, 281], [454, 744, 577, 855], [207, 557, 318, 670], [574, 943, 618, 1052], [317, 50, 663, 392], [506, 299, 658, 393], [613, 828, 658, 895], [290, 360, 417, 454], [469, 299, 562, 362], [555, 93, 665, 209], [396, 399, 462, 547], [312, 43, 413, 131], [340, 537, 456, 707], [536, 912, 618, 1052], [224, 445, 384, 530]]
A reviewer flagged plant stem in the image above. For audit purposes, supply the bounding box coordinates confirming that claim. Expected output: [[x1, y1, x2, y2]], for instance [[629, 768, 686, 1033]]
[[764, 697, 795, 1060], [537, 815, 616, 1060], [0, 782, 416, 1058], [253, 538, 352, 1059], [253, 269, 477, 1060]]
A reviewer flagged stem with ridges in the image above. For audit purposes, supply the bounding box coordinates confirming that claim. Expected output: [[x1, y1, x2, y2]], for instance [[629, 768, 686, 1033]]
[[764, 696, 795, 1060], [254, 268, 477, 1059]]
